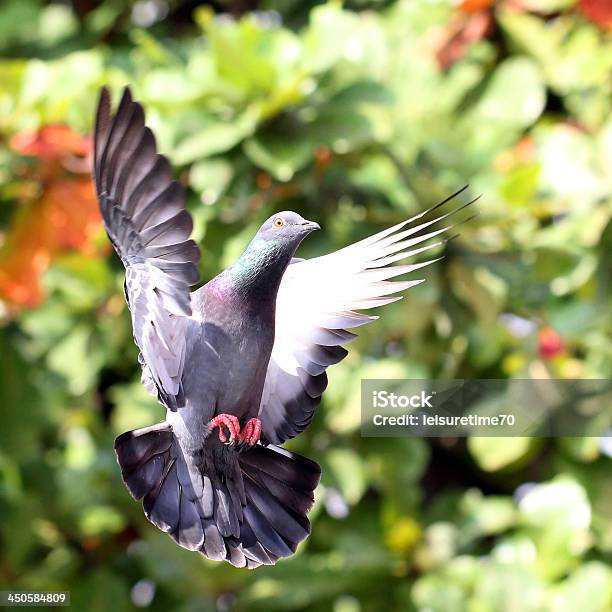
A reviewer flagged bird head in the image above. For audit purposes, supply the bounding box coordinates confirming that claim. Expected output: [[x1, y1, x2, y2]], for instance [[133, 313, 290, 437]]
[[228, 212, 320, 293], [254, 211, 320, 250]]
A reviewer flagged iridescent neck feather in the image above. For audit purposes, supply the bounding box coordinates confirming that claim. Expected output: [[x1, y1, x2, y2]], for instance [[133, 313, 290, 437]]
[[219, 236, 296, 301]]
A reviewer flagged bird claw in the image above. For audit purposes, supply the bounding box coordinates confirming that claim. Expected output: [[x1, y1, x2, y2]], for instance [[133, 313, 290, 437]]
[[206, 415, 262, 448], [207, 414, 241, 444], [240, 418, 262, 446]]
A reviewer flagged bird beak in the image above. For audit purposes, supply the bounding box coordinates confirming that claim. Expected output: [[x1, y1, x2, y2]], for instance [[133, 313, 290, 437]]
[[300, 219, 320, 232]]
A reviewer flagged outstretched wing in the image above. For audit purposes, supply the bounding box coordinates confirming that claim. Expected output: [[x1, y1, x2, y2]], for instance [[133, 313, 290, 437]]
[[258, 188, 476, 444], [94, 87, 201, 410]]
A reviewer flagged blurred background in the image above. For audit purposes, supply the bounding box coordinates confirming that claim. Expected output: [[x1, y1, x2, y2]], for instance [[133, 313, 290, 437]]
[[0, 0, 611, 610]]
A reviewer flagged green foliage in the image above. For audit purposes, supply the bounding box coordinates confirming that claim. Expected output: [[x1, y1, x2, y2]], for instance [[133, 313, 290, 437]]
[[0, 1, 611, 611]]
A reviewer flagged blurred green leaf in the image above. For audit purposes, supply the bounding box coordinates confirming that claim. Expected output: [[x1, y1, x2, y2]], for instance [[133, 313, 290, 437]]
[[189, 158, 234, 204], [0, 331, 44, 460], [173, 114, 257, 165], [244, 129, 313, 181], [468, 437, 534, 472], [46, 324, 106, 395], [326, 449, 367, 505]]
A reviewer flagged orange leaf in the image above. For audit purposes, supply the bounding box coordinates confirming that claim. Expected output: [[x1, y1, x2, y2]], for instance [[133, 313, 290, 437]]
[[0, 201, 53, 308], [0, 178, 103, 310], [45, 179, 102, 254], [460, 0, 495, 13]]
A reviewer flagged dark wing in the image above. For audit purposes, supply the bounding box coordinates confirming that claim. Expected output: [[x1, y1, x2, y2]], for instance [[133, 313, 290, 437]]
[[258, 188, 477, 444], [94, 87, 201, 410]]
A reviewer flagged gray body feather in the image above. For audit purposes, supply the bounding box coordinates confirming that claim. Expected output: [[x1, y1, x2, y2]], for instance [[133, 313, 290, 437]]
[[167, 279, 276, 452]]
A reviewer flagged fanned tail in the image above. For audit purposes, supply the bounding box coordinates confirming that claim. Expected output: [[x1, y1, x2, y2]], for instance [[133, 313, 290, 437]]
[[114, 422, 320, 568]]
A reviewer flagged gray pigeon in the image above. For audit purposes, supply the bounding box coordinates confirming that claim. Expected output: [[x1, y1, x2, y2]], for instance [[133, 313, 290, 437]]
[[93, 87, 474, 568]]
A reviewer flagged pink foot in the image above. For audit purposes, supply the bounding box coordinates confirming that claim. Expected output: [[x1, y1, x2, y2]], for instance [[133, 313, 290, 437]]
[[207, 414, 241, 443], [239, 418, 262, 446]]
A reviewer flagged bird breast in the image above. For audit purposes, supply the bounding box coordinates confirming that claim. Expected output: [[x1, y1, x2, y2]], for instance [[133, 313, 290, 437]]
[[184, 287, 276, 421]]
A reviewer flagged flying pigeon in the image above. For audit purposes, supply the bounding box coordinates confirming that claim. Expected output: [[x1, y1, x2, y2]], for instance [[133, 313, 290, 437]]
[[93, 86, 475, 569]]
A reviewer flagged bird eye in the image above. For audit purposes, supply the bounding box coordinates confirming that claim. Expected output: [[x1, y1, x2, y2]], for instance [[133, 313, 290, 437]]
[[273, 217, 285, 228]]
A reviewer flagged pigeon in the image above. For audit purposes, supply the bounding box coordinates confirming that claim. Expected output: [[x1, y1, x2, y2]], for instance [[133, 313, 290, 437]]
[[93, 86, 475, 568]]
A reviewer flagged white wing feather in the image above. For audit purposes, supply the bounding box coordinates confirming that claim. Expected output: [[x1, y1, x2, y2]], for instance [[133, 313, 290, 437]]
[[258, 190, 476, 443]]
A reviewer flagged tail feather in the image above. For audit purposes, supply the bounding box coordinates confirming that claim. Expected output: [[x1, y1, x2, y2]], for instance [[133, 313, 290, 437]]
[[144, 458, 179, 533], [226, 541, 247, 567], [242, 472, 310, 544], [243, 502, 295, 558], [212, 476, 240, 538], [176, 492, 205, 550], [202, 521, 226, 561], [115, 422, 173, 467], [238, 519, 276, 567], [114, 421, 320, 568], [252, 470, 314, 516], [240, 443, 320, 492]]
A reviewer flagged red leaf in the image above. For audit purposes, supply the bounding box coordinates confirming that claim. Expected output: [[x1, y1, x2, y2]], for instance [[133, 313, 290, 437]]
[[10, 125, 91, 160], [432, 11, 495, 70], [538, 327, 566, 360], [579, 0, 612, 31]]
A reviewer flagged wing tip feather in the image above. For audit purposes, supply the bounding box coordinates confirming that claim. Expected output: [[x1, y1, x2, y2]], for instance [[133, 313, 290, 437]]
[[421, 184, 470, 218]]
